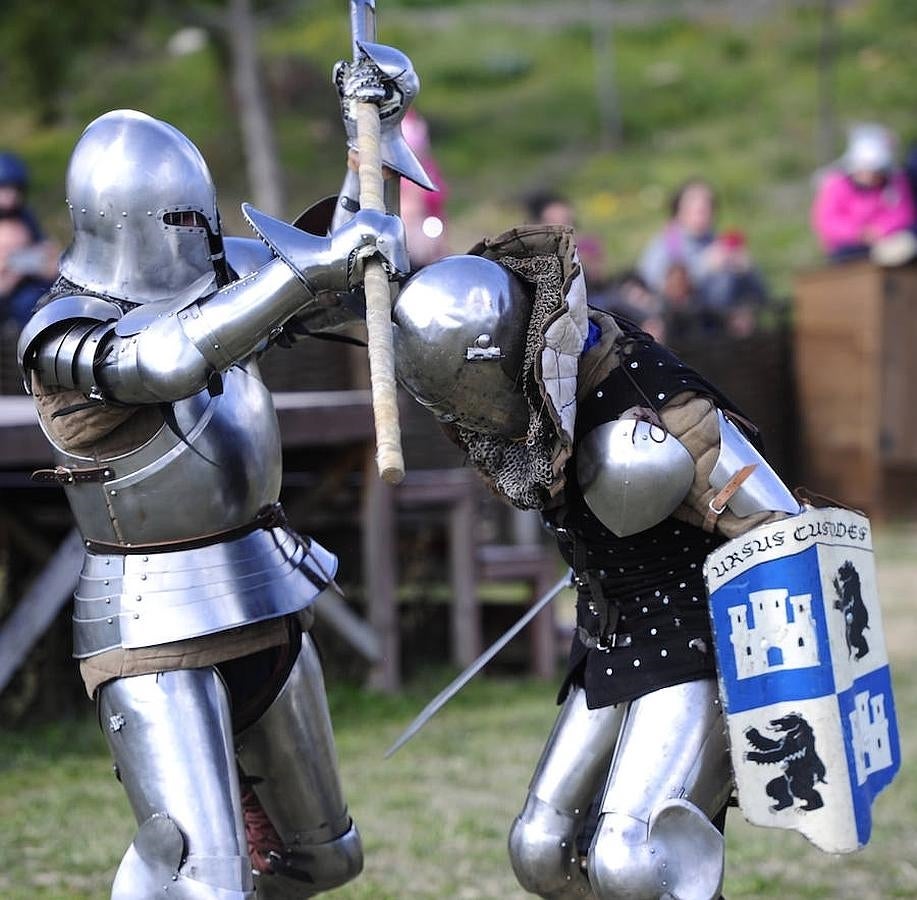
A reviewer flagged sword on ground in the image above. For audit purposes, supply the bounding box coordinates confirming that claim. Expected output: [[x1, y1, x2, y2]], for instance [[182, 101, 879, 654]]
[[384, 569, 574, 758]]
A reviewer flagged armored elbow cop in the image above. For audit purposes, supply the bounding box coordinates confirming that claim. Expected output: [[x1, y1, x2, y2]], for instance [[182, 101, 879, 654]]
[[577, 405, 801, 538]]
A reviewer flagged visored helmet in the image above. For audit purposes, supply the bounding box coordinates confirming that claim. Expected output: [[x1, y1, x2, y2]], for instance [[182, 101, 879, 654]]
[[393, 255, 531, 438], [60, 109, 224, 304]]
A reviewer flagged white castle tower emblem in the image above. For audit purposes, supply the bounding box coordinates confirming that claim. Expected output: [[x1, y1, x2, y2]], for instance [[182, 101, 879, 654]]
[[849, 691, 892, 785], [728, 588, 819, 679]]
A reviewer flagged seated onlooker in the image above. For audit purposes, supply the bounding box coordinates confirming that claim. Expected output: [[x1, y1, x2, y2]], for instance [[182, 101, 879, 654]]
[[811, 123, 917, 265], [598, 269, 668, 343], [524, 189, 610, 294], [637, 178, 769, 331], [0, 152, 59, 330]]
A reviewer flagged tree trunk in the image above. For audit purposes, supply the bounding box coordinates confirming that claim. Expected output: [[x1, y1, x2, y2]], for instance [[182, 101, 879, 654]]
[[226, 0, 285, 217]]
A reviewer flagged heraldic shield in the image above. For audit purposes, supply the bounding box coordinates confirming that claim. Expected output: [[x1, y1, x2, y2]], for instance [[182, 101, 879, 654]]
[[703, 507, 900, 853]]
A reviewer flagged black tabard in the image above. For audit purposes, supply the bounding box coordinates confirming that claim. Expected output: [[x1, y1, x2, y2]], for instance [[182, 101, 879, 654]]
[[545, 318, 756, 709]]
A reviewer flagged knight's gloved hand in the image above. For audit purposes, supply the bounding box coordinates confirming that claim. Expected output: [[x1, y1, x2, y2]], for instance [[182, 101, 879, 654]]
[[331, 208, 409, 287], [333, 43, 419, 147]]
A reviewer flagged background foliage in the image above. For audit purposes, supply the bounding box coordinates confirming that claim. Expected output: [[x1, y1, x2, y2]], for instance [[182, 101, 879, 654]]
[[3, 1, 917, 296]]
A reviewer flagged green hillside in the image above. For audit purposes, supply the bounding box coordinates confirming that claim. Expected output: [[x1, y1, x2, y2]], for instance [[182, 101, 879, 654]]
[[3, 0, 917, 296]]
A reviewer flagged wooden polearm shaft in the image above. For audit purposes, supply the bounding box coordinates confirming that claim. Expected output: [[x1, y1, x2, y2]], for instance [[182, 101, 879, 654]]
[[350, 0, 405, 485]]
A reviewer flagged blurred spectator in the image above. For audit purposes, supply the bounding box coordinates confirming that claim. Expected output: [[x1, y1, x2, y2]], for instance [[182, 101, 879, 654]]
[[598, 270, 668, 343], [400, 108, 449, 269], [0, 151, 59, 330], [811, 123, 917, 266], [524, 189, 610, 294], [637, 178, 769, 338]]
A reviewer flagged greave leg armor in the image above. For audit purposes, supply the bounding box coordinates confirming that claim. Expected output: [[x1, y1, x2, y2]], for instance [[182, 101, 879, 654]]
[[99, 668, 254, 899], [508, 687, 626, 899], [236, 635, 362, 897], [588, 678, 731, 900]]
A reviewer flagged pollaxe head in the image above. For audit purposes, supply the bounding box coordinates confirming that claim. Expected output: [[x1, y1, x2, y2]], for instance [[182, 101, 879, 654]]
[[60, 109, 227, 304], [393, 255, 531, 439]]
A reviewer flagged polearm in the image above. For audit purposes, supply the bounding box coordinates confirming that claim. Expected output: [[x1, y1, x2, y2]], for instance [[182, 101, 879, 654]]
[[384, 570, 574, 758], [350, 0, 405, 485]]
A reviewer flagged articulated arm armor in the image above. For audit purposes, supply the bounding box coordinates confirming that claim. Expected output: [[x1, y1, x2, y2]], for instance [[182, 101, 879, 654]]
[[19, 207, 405, 404], [577, 396, 801, 539]]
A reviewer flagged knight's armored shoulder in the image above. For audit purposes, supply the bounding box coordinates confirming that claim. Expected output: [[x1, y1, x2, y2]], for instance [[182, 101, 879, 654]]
[[576, 414, 695, 537], [17, 291, 122, 392]]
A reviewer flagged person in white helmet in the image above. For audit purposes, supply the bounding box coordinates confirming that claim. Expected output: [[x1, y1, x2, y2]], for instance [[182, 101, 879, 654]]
[[811, 123, 917, 265]]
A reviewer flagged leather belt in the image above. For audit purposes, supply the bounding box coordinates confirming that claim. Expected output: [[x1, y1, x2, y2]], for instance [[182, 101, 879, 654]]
[[82, 502, 294, 555], [31, 464, 113, 485]]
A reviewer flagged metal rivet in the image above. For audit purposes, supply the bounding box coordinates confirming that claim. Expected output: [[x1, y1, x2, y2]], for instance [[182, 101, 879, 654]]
[[106, 617, 113, 624], [99, 210, 105, 216], [140, 574, 147, 581], [606, 668, 613, 675], [133, 613, 140, 619], [136, 595, 142, 602], [661, 649, 668, 657], [633, 659, 641, 667], [596, 390, 603, 398], [110, 490, 117, 496], [105, 598, 111, 604], [657, 392, 665, 400], [630, 361, 638, 368]]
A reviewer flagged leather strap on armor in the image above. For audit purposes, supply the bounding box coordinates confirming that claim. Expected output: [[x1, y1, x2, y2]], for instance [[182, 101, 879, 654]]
[[703, 463, 756, 533], [83, 502, 292, 555], [31, 464, 113, 485]]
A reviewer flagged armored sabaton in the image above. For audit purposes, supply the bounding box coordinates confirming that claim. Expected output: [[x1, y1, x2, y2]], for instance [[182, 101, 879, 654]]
[[391, 238, 803, 900], [18, 109, 405, 899]]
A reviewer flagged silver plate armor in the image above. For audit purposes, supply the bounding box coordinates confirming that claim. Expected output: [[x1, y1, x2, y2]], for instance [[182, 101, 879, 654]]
[[73, 526, 337, 657], [337, 42, 434, 190], [509, 680, 731, 900], [60, 110, 222, 305], [238, 636, 364, 895], [38, 362, 282, 544], [710, 409, 801, 518], [393, 255, 531, 438], [100, 668, 254, 898], [577, 417, 695, 538]]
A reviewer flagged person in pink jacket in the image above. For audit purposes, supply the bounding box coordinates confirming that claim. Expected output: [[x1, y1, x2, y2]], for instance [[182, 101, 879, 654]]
[[811, 123, 917, 264]]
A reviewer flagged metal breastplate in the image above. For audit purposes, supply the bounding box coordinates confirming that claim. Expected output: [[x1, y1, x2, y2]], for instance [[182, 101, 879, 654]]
[[43, 361, 282, 545]]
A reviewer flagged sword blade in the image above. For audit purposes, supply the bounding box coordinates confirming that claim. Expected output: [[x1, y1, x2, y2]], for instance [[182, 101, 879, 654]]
[[384, 569, 573, 759]]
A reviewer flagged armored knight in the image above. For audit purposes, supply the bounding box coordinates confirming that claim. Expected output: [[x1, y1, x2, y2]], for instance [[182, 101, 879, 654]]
[[392, 226, 805, 900], [17, 43, 426, 900]]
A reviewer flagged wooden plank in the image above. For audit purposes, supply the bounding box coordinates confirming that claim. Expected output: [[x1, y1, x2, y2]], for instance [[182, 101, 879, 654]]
[[313, 590, 381, 663], [793, 263, 883, 510], [880, 268, 917, 465], [0, 528, 83, 694], [448, 491, 481, 668]]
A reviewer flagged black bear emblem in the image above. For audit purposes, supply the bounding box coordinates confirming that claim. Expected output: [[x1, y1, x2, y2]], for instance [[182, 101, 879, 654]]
[[833, 560, 869, 659], [745, 713, 827, 812]]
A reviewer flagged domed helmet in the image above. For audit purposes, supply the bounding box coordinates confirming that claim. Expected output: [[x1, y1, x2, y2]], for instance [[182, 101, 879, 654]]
[[393, 255, 531, 438], [60, 109, 225, 304]]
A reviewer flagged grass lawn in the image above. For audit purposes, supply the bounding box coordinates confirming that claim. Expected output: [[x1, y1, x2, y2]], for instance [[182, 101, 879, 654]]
[[1, 524, 915, 899]]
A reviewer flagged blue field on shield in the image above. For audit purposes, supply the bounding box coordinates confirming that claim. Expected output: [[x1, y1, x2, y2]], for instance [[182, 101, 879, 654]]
[[709, 546, 835, 714], [837, 665, 901, 845]]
